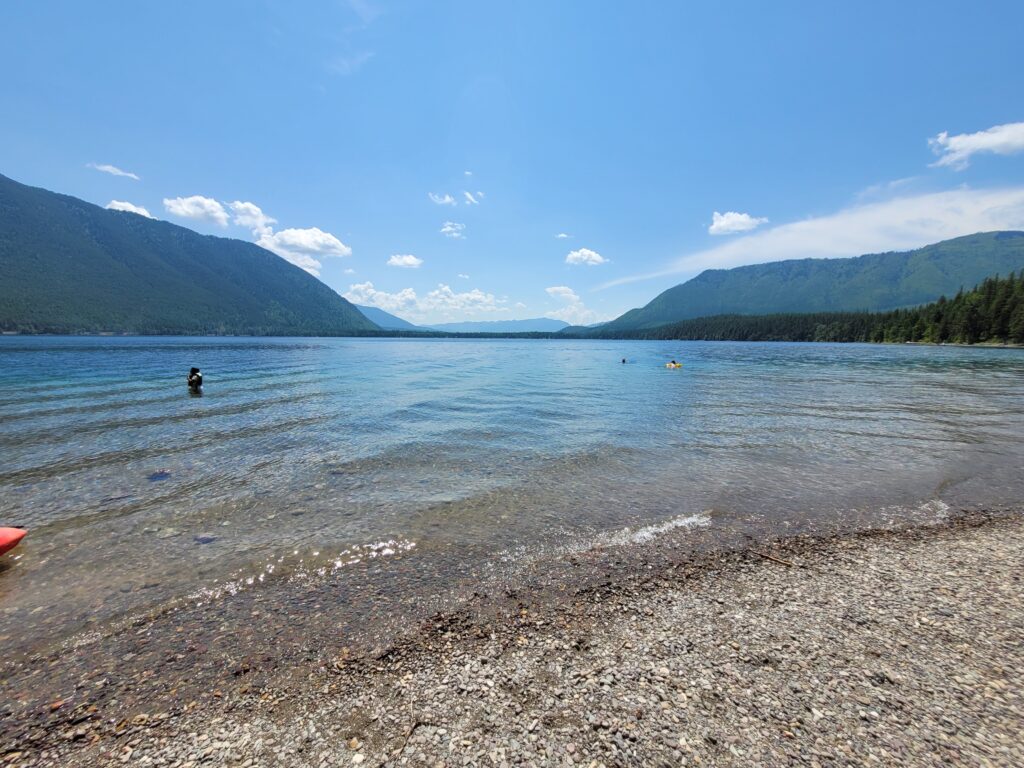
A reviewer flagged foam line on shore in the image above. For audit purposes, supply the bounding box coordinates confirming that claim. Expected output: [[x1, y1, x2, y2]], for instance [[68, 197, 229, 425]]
[[599, 512, 711, 546]]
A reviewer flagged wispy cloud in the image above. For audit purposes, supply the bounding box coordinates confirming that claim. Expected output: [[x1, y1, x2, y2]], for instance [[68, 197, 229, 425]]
[[464, 170, 473, 177], [854, 176, 920, 203], [327, 50, 374, 76], [87, 163, 139, 180], [347, 0, 381, 25], [163, 195, 229, 226], [440, 221, 465, 239], [343, 281, 506, 321], [602, 186, 1024, 289], [545, 285, 605, 325], [565, 247, 607, 266], [929, 122, 1024, 170], [708, 210, 768, 235], [429, 192, 457, 206], [387, 254, 423, 268], [457, 273, 470, 279], [546, 286, 577, 301], [463, 191, 480, 205], [555, 232, 571, 239], [106, 200, 152, 218]]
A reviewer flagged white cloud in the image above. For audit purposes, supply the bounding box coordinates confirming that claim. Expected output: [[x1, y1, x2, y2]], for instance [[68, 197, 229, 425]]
[[463, 191, 480, 205], [544, 285, 604, 325], [257, 227, 352, 275], [424, 283, 503, 315], [708, 210, 769, 235], [106, 200, 152, 218], [229, 201, 276, 235], [429, 192, 457, 206], [440, 221, 465, 239], [929, 122, 1024, 170], [545, 286, 577, 301], [343, 281, 506, 322], [602, 186, 1024, 289], [163, 195, 230, 227], [464, 170, 473, 176], [565, 247, 607, 266], [457, 273, 470, 279], [87, 163, 139, 180], [226, 200, 351, 276], [344, 268, 356, 274], [344, 282, 418, 314], [555, 232, 571, 239], [387, 253, 423, 268]]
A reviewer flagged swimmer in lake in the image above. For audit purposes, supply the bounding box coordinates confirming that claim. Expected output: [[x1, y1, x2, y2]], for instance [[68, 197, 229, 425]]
[[187, 367, 203, 392]]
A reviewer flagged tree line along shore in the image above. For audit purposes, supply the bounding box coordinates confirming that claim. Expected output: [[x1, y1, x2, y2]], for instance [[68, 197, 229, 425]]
[[584, 272, 1024, 345]]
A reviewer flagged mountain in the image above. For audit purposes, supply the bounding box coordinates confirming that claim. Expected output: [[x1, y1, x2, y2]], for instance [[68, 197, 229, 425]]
[[354, 304, 422, 330], [595, 232, 1024, 332], [427, 318, 570, 333], [592, 272, 1024, 345], [0, 173, 378, 335]]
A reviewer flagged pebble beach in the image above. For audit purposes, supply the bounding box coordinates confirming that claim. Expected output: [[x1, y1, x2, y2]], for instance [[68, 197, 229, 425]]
[[7, 509, 1022, 767]]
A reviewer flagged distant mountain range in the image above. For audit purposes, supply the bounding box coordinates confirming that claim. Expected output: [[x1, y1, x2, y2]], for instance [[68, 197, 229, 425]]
[[0, 173, 377, 335], [351, 306, 569, 333], [426, 318, 570, 333], [4, 173, 1024, 339], [590, 232, 1024, 333]]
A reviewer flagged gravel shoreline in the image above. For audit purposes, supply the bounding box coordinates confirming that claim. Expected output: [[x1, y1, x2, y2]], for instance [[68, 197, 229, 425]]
[[10, 509, 1022, 767]]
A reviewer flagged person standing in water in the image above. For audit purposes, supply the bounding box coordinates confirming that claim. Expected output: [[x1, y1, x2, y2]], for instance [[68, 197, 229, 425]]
[[187, 367, 203, 393]]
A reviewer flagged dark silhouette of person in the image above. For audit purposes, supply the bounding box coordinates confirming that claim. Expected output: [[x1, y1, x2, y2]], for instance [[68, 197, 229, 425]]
[[187, 367, 203, 393]]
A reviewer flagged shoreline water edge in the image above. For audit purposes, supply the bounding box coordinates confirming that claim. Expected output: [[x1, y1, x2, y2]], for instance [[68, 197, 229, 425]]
[[3, 507, 1021, 767]]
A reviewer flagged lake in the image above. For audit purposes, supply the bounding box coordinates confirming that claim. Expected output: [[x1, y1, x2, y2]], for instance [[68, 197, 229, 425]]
[[1, 337, 1023, 656]]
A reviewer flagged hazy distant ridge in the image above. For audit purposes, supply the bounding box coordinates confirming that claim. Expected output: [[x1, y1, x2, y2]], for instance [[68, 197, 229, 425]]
[[427, 318, 570, 333]]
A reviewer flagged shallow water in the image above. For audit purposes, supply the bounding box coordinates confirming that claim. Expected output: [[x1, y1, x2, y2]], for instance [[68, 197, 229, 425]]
[[1, 337, 1023, 654]]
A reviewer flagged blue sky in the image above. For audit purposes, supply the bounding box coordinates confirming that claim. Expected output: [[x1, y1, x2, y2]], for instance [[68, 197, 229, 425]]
[[2, 1, 1024, 325]]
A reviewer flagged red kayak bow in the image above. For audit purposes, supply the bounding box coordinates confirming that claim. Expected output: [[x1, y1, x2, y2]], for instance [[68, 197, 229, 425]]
[[0, 528, 27, 556]]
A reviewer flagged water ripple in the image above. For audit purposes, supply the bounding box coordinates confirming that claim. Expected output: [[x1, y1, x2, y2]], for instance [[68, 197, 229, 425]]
[[1, 336, 1022, 657]]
